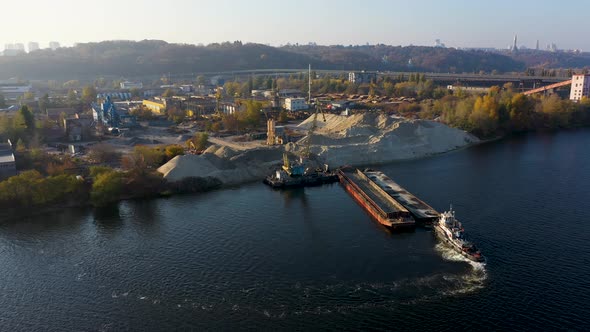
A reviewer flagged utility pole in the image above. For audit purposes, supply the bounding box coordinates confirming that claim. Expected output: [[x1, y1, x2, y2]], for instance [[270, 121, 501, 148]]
[[308, 64, 312, 104]]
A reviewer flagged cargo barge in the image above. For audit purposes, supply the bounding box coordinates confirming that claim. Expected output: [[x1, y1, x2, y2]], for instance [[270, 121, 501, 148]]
[[337, 168, 415, 229], [363, 170, 440, 224]]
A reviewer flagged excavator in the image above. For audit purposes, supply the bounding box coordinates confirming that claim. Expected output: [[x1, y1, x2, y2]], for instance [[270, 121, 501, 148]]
[[281, 101, 326, 176]]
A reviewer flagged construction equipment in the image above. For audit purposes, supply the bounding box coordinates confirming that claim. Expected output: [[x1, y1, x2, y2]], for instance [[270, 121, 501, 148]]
[[302, 102, 326, 158], [267, 118, 276, 145], [523, 79, 572, 96]]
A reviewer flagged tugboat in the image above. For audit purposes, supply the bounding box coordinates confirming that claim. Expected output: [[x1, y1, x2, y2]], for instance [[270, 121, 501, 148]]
[[434, 206, 484, 262]]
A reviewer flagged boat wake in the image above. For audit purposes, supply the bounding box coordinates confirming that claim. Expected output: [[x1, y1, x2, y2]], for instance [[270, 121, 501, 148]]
[[434, 242, 487, 295]]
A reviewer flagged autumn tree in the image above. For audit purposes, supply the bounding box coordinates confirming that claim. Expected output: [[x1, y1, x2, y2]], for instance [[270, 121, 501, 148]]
[[162, 88, 175, 98]]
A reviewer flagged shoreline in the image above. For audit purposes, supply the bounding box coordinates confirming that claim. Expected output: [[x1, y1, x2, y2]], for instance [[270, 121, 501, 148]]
[[0, 132, 524, 221]]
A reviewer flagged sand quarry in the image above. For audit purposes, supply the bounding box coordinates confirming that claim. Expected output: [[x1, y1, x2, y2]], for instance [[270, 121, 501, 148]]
[[158, 113, 479, 186]]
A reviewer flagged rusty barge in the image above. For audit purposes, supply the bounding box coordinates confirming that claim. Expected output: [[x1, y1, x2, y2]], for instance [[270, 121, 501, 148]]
[[362, 170, 439, 224], [337, 168, 415, 229]]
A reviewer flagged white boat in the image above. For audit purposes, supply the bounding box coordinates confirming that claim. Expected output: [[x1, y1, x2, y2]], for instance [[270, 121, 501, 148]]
[[434, 206, 484, 262]]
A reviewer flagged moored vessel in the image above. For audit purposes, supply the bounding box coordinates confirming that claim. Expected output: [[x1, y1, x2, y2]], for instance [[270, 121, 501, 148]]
[[434, 206, 484, 262], [337, 168, 415, 229]]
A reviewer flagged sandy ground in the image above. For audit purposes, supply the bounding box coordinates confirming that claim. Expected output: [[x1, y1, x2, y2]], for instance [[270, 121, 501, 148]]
[[158, 113, 479, 186]]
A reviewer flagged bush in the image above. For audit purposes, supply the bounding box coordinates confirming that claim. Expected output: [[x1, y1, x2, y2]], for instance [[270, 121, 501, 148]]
[[88, 143, 120, 163], [90, 170, 123, 206], [0, 170, 86, 207], [165, 144, 184, 159]]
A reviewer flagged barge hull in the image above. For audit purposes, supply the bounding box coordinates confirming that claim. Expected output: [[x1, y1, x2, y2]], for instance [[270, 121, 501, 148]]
[[338, 169, 415, 229]]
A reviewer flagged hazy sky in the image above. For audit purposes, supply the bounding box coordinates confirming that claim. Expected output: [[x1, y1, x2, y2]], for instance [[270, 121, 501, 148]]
[[2, 0, 589, 51]]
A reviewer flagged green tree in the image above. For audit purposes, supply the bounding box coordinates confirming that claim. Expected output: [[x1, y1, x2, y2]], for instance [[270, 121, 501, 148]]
[[189, 132, 209, 150], [0, 94, 6, 108], [196, 75, 207, 85], [241, 100, 262, 127], [82, 85, 97, 103], [14, 106, 35, 133], [67, 89, 78, 106], [91, 170, 123, 206], [38, 93, 50, 113]]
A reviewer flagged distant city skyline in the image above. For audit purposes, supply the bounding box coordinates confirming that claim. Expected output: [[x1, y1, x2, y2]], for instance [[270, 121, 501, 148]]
[[2, 0, 589, 51]]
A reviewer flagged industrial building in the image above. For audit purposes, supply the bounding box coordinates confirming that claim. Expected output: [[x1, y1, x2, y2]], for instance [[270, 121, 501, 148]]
[[120, 81, 143, 90], [570, 74, 590, 101], [63, 116, 93, 142], [0, 140, 16, 180], [143, 99, 167, 114], [92, 96, 136, 128], [285, 98, 308, 111], [0, 79, 32, 101], [348, 71, 377, 84]]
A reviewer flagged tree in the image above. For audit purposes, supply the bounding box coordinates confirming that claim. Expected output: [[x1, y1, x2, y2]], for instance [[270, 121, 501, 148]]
[[88, 143, 120, 163], [67, 89, 78, 106], [166, 106, 185, 123], [222, 114, 239, 132], [15, 139, 26, 153], [82, 85, 97, 103], [162, 88, 175, 98], [196, 75, 207, 85], [189, 132, 209, 151], [241, 100, 262, 127], [130, 88, 141, 98], [0, 94, 6, 108], [20, 91, 35, 102], [278, 110, 289, 123], [91, 170, 123, 206], [14, 106, 35, 133], [38, 93, 50, 113]]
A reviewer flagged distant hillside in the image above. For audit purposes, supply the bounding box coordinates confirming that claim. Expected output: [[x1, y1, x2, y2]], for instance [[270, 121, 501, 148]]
[[509, 49, 590, 69], [283, 44, 524, 73], [0, 40, 587, 80]]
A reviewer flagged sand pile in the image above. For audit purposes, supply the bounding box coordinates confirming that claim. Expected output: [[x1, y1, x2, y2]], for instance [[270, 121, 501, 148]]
[[289, 113, 478, 166], [158, 146, 284, 185], [158, 113, 478, 186]]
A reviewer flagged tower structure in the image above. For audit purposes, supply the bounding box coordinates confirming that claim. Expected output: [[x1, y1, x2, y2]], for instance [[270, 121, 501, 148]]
[[512, 34, 518, 52]]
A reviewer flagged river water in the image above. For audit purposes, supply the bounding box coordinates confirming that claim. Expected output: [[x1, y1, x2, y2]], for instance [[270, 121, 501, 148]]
[[1, 130, 589, 331]]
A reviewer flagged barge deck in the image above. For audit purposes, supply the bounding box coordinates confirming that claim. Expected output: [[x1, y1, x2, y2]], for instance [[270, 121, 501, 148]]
[[338, 168, 415, 229], [363, 170, 440, 223]]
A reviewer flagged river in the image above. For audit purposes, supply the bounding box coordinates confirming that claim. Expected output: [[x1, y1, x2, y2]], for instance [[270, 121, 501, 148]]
[[1, 129, 589, 331]]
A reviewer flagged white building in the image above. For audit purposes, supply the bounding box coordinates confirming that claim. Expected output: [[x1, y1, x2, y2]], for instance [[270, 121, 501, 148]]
[[120, 81, 143, 90], [49, 41, 60, 50], [348, 71, 377, 84], [28, 42, 39, 53], [285, 97, 308, 111], [570, 74, 590, 101]]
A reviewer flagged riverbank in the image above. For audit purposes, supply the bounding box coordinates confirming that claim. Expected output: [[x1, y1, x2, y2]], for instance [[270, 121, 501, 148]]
[[158, 113, 479, 186]]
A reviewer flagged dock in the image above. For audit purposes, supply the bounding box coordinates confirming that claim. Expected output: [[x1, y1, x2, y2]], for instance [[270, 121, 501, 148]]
[[363, 170, 439, 223], [338, 168, 415, 228]]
